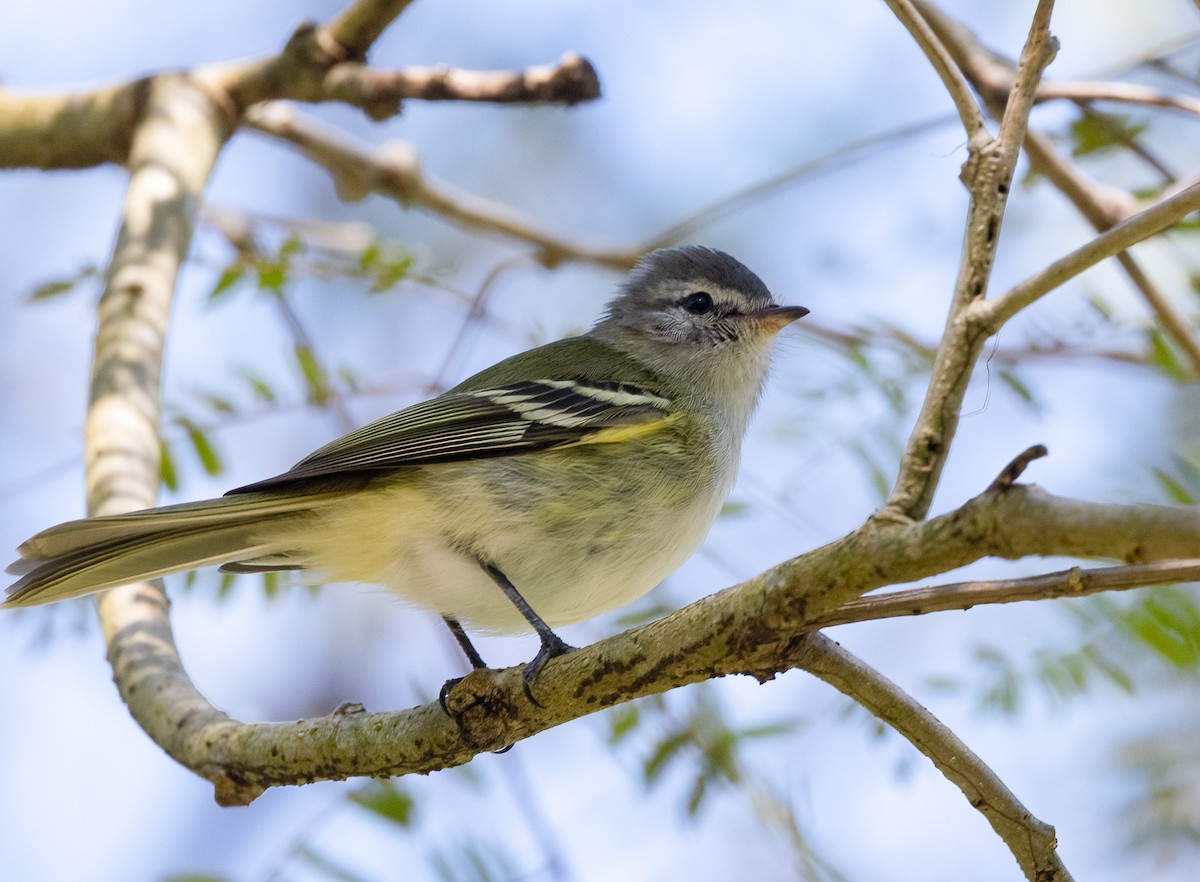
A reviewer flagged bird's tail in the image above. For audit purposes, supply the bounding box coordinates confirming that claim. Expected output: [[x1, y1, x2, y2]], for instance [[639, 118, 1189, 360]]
[[4, 492, 328, 607]]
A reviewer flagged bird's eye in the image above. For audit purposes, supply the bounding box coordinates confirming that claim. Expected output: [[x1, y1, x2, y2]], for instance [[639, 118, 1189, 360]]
[[681, 292, 714, 315]]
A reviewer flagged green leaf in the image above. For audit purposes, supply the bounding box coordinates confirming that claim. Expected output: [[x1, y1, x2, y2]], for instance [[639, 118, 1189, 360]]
[[27, 265, 97, 302], [719, 500, 750, 518], [608, 705, 640, 744], [256, 260, 288, 293], [685, 774, 709, 817], [237, 368, 277, 403], [1154, 467, 1196, 505], [643, 732, 690, 784], [295, 345, 332, 406], [358, 242, 381, 270], [1118, 588, 1200, 669], [1068, 111, 1148, 157], [261, 570, 280, 599], [370, 254, 415, 293], [159, 441, 179, 492], [349, 780, 416, 827], [997, 369, 1035, 406], [177, 418, 223, 476], [279, 234, 303, 259], [29, 279, 78, 301], [197, 391, 236, 414], [1147, 329, 1188, 381], [210, 264, 245, 299]]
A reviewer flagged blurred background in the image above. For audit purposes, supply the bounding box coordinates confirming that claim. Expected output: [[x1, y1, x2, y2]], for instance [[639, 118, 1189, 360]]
[[2, 1, 1200, 880]]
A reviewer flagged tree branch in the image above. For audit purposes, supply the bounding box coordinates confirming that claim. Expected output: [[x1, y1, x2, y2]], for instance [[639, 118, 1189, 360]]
[[913, 0, 1200, 374], [83, 72, 242, 789], [884, 0, 1057, 522], [985, 178, 1200, 327], [881, 0, 989, 144], [801, 634, 1074, 882], [112, 472, 1200, 804], [243, 102, 638, 269], [813, 559, 1200, 629]]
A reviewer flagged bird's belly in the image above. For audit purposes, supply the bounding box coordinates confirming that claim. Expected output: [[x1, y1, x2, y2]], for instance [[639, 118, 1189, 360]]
[[296, 452, 728, 634]]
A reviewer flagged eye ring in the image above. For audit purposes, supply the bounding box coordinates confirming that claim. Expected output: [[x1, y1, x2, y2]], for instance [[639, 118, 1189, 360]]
[[681, 291, 714, 315]]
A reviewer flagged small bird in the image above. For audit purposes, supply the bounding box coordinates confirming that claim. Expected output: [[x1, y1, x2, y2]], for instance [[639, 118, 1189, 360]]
[[6, 246, 807, 683]]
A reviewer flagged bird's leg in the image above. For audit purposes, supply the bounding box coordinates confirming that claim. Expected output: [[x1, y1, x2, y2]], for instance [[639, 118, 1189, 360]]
[[479, 561, 575, 702], [443, 615, 487, 669], [438, 616, 490, 717]]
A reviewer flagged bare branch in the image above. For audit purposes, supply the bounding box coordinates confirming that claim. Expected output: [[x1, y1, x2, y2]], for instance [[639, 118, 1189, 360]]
[[881, 0, 990, 144], [986, 179, 1200, 327], [321, 53, 600, 120], [884, 0, 1057, 522], [814, 559, 1200, 629], [0, 82, 147, 169], [243, 102, 638, 269], [1021, 132, 1200, 374], [801, 634, 1074, 882], [327, 0, 418, 60], [914, 0, 1200, 374]]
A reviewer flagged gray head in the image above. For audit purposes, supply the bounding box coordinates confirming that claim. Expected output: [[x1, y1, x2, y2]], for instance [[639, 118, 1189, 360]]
[[591, 246, 807, 423]]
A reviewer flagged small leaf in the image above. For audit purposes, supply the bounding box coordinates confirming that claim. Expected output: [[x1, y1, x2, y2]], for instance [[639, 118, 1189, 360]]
[[1068, 112, 1148, 157], [997, 369, 1035, 406], [358, 242, 381, 270], [197, 392, 236, 414], [178, 418, 223, 476], [295, 345, 332, 406], [278, 234, 303, 259], [256, 260, 288, 293], [608, 705, 640, 744], [643, 732, 690, 784], [237, 368, 277, 403], [27, 265, 97, 302], [1154, 467, 1195, 505], [719, 500, 750, 518], [29, 279, 78, 301], [370, 254, 415, 293], [349, 780, 416, 827], [685, 774, 708, 817], [1147, 329, 1188, 381], [210, 264, 245, 299], [159, 441, 179, 492]]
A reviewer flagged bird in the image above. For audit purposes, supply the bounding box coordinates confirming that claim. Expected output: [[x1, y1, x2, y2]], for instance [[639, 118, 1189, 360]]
[[6, 246, 808, 684]]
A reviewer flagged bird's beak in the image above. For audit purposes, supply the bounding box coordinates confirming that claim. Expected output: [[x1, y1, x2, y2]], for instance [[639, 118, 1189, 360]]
[[756, 304, 810, 333]]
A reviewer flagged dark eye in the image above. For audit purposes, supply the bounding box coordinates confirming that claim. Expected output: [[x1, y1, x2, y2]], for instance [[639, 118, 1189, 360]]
[[681, 292, 714, 315]]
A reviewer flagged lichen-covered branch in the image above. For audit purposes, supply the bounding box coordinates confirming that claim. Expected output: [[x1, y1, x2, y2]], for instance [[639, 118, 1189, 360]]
[[0, 6, 600, 170], [122, 475, 1200, 805], [86, 72, 240, 778]]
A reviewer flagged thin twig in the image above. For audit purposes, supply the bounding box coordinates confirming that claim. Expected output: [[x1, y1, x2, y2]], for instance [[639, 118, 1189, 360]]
[[986, 179, 1200, 326], [813, 559, 1200, 629], [243, 102, 639, 269], [884, 0, 1058, 522], [1020, 132, 1200, 374], [800, 634, 1075, 882], [881, 0, 990, 144]]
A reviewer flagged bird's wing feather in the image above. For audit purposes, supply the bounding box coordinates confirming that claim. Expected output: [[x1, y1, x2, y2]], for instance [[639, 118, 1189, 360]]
[[226, 379, 673, 494]]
